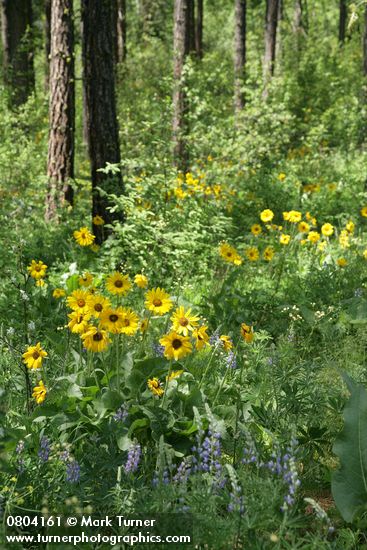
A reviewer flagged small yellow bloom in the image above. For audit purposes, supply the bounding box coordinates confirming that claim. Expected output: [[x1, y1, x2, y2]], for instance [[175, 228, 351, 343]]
[[219, 335, 233, 351], [260, 209, 274, 223], [321, 223, 334, 237], [81, 326, 111, 352], [298, 221, 310, 233], [283, 211, 290, 221], [86, 294, 111, 318], [167, 370, 184, 382], [192, 326, 210, 350], [73, 227, 95, 246], [171, 306, 199, 336], [361, 206, 367, 218], [27, 260, 47, 280], [145, 288, 173, 315], [79, 272, 93, 287], [134, 274, 148, 288], [246, 247, 260, 262], [251, 224, 262, 236], [277, 173, 286, 182], [240, 323, 254, 343], [106, 272, 131, 296], [147, 378, 164, 397], [307, 231, 320, 244], [92, 215, 105, 226], [159, 331, 192, 361], [100, 307, 126, 334], [32, 380, 47, 404], [140, 318, 149, 333], [66, 289, 91, 314], [118, 308, 140, 335], [36, 279, 46, 287], [337, 258, 348, 267], [219, 243, 242, 266], [67, 311, 91, 334], [346, 221, 355, 233], [363, 249, 367, 260], [52, 288, 66, 299], [280, 234, 291, 245], [288, 210, 302, 223], [263, 246, 275, 261], [22, 343, 47, 370]]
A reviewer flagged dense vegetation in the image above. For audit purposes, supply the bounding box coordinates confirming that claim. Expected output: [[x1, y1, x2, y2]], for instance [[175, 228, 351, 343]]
[[1, 0, 367, 548]]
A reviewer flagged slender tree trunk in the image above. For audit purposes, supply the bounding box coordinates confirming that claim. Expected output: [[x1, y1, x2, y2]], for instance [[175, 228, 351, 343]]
[[46, 0, 75, 221], [45, 0, 51, 91], [117, 0, 127, 62], [293, 0, 303, 33], [195, 0, 203, 59], [263, 0, 279, 98], [364, 3, 367, 77], [173, 0, 190, 171], [188, 0, 195, 53], [1, 0, 34, 107], [338, 0, 347, 43], [81, 0, 123, 244], [234, 0, 246, 114]]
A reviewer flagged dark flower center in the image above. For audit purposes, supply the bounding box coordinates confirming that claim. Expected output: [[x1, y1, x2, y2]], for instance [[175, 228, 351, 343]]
[[109, 314, 119, 322], [123, 319, 130, 326], [179, 317, 189, 326], [153, 299, 162, 307], [93, 332, 103, 341], [77, 299, 86, 307], [32, 351, 40, 360], [172, 339, 182, 350], [114, 280, 123, 288], [94, 304, 103, 312]]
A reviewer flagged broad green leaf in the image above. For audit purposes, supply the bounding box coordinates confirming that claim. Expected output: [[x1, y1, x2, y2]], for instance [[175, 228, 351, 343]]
[[332, 374, 367, 522]]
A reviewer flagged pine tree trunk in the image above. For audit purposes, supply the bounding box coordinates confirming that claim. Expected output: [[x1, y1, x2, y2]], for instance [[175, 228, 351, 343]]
[[81, 0, 123, 244], [45, 0, 51, 91], [173, 0, 190, 171], [117, 0, 127, 63], [263, 0, 279, 98], [195, 0, 203, 59], [234, 0, 246, 114], [338, 0, 347, 44], [188, 0, 195, 53], [45, 0, 75, 221], [1, 0, 34, 107]]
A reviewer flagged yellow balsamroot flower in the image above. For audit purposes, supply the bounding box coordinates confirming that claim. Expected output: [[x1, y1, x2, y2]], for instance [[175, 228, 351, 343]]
[[73, 227, 95, 246], [52, 288, 66, 299], [263, 246, 275, 261], [147, 378, 164, 397], [66, 289, 90, 314], [86, 294, 110, 318], [81, 326, 111, 352], [363, 249, 367, 259], [119, 308, 140, 335], [100, 307, 125, 334], [308, 231, 320, 244], [337, 258, 348, 267], [171, 306, 199, 336], [145, 287, 173, 315], [22, 342, 47, 370], [32, 380, 47, 405], [159, 331, 192, 361], [219, 242, 242, 265], [346, 221, 355, 233], [134, 274, 148, 288], [240, 323, 254, 343], [92, 215, 105, 225], [251, 224, 262, 236], [360, 206, 367, 218], [277, 173, 286, 182], [27, 260, 47, 280], [260, 209, 274, 223], [167, 370, 184, 382], [140, 318, 149, 333], [79, 272, 93, 287], [36, 279, 46, 287], [67, 311, 91, 334], [298, 221, 310, 233], [192, 325, 210, 350], [339, 230, 350, 249], [246, 247, 259, 262], [318, 241, 327, 252], [283, 211, 290, 221], [321, 223, 334, 237], [280, 234, 291, 245], [106, 272, 131, 295], [288, 210, 302, 223], [220, 335, 233, 351]]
